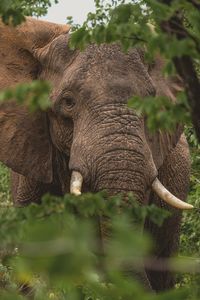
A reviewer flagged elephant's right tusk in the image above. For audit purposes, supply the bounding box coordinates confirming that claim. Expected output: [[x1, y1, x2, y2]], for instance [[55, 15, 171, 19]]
[[70, 171, 83, 196], [152, 178, 194, 210]]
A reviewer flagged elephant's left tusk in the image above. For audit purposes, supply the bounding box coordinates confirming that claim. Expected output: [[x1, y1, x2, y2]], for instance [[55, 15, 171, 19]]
[[70, 171, 83, 196], [152, 178, 194, 210]]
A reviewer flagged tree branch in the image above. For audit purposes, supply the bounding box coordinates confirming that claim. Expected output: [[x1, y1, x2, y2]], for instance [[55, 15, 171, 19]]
[[158, 1, 200, 140]]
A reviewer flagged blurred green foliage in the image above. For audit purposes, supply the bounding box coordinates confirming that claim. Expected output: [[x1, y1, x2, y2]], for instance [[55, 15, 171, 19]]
[[0, 81, 51, 112], [0, 176, 199, 299]]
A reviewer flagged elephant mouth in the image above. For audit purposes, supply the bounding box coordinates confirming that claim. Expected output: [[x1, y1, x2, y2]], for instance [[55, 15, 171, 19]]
[[70, 170, 193, 210]]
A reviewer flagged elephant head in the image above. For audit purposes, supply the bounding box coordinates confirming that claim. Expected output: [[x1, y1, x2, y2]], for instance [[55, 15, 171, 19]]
[[0, 18, 192, 209]]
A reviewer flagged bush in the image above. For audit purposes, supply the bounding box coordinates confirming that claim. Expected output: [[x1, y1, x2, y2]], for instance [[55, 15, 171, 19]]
[[0, 149, 199, 299]]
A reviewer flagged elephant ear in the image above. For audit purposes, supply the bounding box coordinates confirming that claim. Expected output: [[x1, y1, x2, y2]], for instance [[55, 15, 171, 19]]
[[146, 55, 184, 169], [0, 18, 70, 183]]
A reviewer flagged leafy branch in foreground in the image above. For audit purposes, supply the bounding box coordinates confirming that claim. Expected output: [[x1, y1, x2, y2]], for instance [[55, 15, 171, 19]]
[[128, 92, 191, 132], [0, 81, 51, 111], [0, 0, 58, 26], [0, 192, 199, 299], [0, 192, 170, 247]]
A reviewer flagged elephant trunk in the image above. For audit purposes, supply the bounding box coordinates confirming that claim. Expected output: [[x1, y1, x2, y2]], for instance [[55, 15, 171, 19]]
[[70, 136, 154, 204], [93, 152, 147, 202], [69, 105, 193, 210]]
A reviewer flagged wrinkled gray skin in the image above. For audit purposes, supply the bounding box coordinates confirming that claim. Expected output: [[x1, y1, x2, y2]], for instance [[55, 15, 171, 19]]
[[0, 19, 190, 291]]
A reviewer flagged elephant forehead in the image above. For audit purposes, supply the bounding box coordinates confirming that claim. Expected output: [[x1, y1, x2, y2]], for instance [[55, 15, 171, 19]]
[[50, 43, 155, 101], [82, 43, 139, 63], [59, 43, 140, 74], [62, 46, 146, 80], [61, 50, 154, 97]]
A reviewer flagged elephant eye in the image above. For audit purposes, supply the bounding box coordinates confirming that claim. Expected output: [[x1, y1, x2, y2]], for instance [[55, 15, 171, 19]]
[[65, 96, 76, 109]]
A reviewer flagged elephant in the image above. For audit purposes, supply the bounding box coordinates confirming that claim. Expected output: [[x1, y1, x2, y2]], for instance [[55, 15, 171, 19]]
[[0, 18, 192, 291]]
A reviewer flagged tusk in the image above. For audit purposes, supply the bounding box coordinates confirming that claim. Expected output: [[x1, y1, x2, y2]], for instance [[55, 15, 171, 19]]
[[152, 178, 193, 210], [70, 171, 83, 196]]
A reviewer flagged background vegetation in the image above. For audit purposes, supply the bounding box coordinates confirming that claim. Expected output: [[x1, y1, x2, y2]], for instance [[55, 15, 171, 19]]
[[0, 0, 200, 299]]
